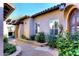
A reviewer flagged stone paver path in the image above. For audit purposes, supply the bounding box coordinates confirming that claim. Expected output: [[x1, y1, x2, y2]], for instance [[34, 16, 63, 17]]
[[10, 39, 58, 56]]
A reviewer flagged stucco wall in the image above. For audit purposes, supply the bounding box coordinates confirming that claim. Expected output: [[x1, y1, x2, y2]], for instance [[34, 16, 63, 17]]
[[23, 18, 30, 38], [18, 18, 35, 38], [18, 24, 24, 39], [4, 21, 8, 37], [17, 18, 31, 39], [29, 18, 35, 36], [15, 4, 79, 39], [17, 9, 68, 39], [34, 9, 66, 34], [4, 22, 15, 38]]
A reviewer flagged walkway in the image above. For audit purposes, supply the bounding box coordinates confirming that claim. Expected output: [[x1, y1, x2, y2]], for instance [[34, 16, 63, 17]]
[[10, 39, 58, 56]]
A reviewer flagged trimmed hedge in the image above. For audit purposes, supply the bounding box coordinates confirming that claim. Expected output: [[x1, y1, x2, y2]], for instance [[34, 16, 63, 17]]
[[4, 43, 16, 56], [47, 35, 57, 48], [3, 36, 8, 43], [21, 34, 29, 40], [3, 36, 16, 56], [35, 32, 46, 43], [30, 35, 35, 40]]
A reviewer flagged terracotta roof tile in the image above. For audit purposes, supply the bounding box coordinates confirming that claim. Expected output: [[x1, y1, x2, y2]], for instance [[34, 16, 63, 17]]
[[13, 3, 66, 25], [31, 3, 66, 18]]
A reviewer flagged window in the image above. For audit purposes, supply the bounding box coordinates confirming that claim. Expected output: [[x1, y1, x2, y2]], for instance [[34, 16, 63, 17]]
[[8, 32, 13, 36], [77, 26, 79, 31], [49, 19, 59, 29], [35, 23, 40, 33], [7, 26, 12, 32], [49, 19, 59, 35], [71, 15, 75, 25], [71, 27, 75, 34], [77, 16, 79, 22]]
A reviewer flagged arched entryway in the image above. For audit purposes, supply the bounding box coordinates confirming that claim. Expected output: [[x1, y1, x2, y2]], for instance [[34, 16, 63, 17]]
[[64, 4, 79, 33], [15, 24, 19, 39], [70, 9, 79, 34]]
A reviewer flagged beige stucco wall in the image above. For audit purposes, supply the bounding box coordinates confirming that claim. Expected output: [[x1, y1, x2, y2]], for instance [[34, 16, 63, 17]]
[[18, 9, 66, 38], [34, 9, 66, 35], [15, 4, 79, 39], [18, 24, 24, 39], [4, 21, 8, 37], [23, 18, 30, 38], [18, 17, 35, 39], [17, 18, 30, 39], [29, 18, 35, 36]]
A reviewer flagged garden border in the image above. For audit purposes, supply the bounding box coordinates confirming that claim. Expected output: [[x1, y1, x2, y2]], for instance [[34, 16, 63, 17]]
[[9, 46, 22, 56]]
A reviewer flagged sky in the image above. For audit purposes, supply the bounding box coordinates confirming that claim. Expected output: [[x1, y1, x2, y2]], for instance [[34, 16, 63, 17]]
[[8, 3, 58, 20]]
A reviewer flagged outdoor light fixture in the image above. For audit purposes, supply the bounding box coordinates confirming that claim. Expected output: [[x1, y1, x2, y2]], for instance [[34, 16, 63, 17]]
[[59, 3, 65, 11]]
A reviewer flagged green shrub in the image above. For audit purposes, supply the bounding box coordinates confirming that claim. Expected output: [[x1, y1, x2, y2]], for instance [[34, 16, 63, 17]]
[[47, 35, 57, 48], [56, 32, 79, 56], [58, 40, 79, 56], [4, 43, 16, 56], [21, 34, 29, 40], [30, 35, 35, 40], [3, 36, 8, 43], [74, 31, 79, 40], [35, 32, 46, 43]]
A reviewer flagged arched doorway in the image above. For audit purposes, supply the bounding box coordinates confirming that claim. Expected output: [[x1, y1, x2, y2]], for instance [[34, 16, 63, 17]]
[[64, 4, 79, 33], [15, 24, 19, 39], [70, 9, 79, 34]]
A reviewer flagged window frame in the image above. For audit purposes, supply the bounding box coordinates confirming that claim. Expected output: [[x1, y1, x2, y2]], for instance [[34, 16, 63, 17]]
[[49, 19, 59, 35], [35, 23, 40, 33]]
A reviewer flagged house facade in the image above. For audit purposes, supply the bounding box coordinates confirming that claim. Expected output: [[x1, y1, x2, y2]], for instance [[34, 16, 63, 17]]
[[14, 3, 79, 39], [4, 3, 15, 38]]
